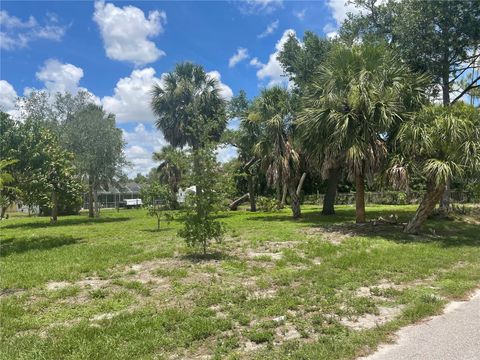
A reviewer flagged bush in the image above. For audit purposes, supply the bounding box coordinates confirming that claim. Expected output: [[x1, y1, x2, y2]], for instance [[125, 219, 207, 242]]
[[257, 197, 279, 212], [178, 146, 226, 254]]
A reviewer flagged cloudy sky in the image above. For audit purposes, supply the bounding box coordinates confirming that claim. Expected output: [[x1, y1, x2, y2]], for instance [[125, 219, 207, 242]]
[[1, 0, 357, 176]]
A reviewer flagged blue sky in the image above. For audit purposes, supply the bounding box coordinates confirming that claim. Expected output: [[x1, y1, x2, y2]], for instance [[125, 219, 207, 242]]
[[0, 0, 356, 176]]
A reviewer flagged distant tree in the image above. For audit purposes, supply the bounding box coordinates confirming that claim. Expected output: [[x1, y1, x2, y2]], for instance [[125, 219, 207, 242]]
[[227, 90, 261, 212], [1, 116, 81, 221], [141, 181, 174, 231], [0, 112, 21, 217], [278, 32, 344, 215], [0, 159, 18, 219], [151, 62, 227, 150], [278, 31, 332, 90], [392, 103, 480, 233], [64, 104, 126, 218], [152, 145, 189, 208], [251, 87, 304, 218], [17, 89, 95, 135], [151, 62, 227, 254], [340, 0, 480, 106], [133, 173, 148, 184]]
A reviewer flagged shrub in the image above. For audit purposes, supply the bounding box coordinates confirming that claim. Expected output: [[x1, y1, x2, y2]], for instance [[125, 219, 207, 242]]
[[257, 197, 279, 212]]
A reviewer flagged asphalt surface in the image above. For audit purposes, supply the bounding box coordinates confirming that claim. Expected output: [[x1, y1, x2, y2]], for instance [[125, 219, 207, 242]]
[[361, 289, 480, 360]]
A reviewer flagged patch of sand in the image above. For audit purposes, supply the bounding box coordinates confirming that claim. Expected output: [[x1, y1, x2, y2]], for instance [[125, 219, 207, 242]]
[[341, 305, 405, 330]]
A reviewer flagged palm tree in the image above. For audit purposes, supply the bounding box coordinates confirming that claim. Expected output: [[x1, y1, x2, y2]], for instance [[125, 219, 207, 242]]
[[152, 145, 187, 208], [151, 62, 227, 150], [298, 44, 425, 223], [252, 87, 304, 218], [394, 103, 480, 233]]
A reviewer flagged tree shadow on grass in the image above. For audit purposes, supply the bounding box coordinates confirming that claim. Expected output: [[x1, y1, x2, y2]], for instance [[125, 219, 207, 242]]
[[307, 219, 480, 248], [180, 251, 238, 263], [140, 228, 172, 233], [0, 235, 81, 257], [1, 216, 131, 230], [247, 207, 415, 226]]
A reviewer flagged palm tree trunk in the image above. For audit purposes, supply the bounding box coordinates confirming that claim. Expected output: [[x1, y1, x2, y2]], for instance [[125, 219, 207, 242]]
[[439, 179, 451, 213], [355, 173, 366, 223], [289, 183, 301, 219], [296, 173, 307, 197], [1, 205, 7, 219], [88, 183, 94, 218], [281, 184, 288, 207], [93, 189, 100, 217], [50, 191, 59, 224], [322, 166, 340, 215], [276, 181, 282, 204], [247, 174, 256, 212], [404, 181, 445, 234]]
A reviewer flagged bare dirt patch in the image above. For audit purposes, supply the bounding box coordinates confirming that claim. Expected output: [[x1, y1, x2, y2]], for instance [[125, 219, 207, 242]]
[[247, 251, 283, 260], [341, 305, 405, 330], [274, 323, 302, 343], [303, 227, 352, 244]]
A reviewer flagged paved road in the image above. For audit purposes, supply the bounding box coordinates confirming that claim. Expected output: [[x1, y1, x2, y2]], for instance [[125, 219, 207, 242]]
[[361, 290, 480, 360]]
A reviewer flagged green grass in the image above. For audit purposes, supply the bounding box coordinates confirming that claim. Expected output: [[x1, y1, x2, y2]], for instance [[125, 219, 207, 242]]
[[1, 205, 479, 359]]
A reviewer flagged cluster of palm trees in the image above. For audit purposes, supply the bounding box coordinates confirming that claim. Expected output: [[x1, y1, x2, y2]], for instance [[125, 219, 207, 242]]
[[150, 43, 479, 235]]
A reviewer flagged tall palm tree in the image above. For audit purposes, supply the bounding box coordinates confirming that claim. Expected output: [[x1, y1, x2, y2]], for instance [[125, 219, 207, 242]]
[[298, 44, 425, 223], [252, 87, 304, 218], [394, 103, 480, 233], [151, 62, 227, 150]]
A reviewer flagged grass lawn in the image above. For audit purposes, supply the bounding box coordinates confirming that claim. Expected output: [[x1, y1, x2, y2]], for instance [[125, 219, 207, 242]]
[[1, 205, 479, 359]]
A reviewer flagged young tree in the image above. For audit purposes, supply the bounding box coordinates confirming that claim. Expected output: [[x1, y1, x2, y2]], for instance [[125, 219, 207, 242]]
[[141, 181, 174, 231], [64, 104, 126, 217], [393, 103, 480, 233], [298, 44, 426, 223], [151, 62, 227, 254], [1, 116, 81, 221], [178, 146, 225, 254]]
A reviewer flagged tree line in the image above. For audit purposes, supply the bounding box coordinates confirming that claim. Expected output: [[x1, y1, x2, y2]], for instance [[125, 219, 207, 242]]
[[1, 0, 478, 254], [146, 0, 479, 255], [0, 91, 126, 222]]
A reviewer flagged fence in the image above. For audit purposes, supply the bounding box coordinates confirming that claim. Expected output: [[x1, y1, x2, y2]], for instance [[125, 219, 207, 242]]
[[304, 190, 479, 206]]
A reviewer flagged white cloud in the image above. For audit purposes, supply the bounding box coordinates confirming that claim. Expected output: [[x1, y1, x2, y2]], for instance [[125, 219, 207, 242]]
[[294, 9, 306, 21], [249, 57, 264, 68], [216, 145, 238, 163], [258, 19, 279, 38], [36, 59, 84, 94], [102, 67, 162, 123], [229, 47, 249, 68], [0, 80, 18, 112], [254, 29, 295, 87], [207, 71, 233, 100], [326, 0, 361, 26], [93, 1, 167, 66], [238, 0, 283, 14], [123, 123, 168, 175], [0, 10, 66, 50], [323, 23, 339, 39]]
